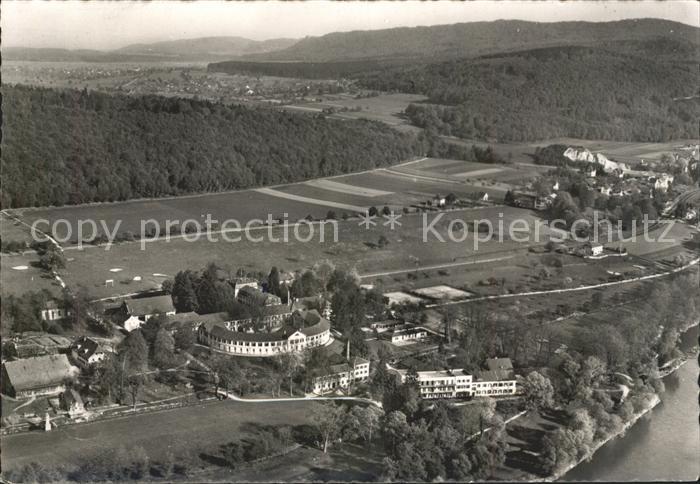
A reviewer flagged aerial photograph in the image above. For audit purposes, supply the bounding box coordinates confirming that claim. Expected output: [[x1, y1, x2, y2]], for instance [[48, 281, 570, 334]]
[[0, 1, 698, 482]]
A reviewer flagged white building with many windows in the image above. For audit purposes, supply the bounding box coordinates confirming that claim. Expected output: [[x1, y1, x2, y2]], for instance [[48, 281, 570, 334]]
[[312, 357, 370, 394], [391, 358, 520, 399], [198, 309, 331, 357]]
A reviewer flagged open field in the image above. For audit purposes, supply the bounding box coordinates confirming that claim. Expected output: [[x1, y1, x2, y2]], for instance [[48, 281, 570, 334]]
[[3, 204, 695, 301], [6, 157, 519, 242], [282, 93, 428, 132], [0, 252, 61, 297], [0, 399, 317, 473]]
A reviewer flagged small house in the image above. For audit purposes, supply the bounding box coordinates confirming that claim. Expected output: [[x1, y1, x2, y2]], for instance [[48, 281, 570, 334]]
[[70, 336, 107, 368], [40, 300, 68, 322], [60, 388, 86, 418]]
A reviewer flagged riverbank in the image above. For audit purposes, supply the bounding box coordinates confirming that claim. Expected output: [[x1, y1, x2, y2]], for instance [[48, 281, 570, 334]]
[[546, 393, 661, 482]]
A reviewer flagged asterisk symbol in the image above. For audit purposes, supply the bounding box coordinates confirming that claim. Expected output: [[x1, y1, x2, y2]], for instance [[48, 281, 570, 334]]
[[383, 211, 402, 230], [358, 211, 377, 229]]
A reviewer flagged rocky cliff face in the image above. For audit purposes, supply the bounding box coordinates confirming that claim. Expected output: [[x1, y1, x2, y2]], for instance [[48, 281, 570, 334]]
[[563, 147, 629, 173]]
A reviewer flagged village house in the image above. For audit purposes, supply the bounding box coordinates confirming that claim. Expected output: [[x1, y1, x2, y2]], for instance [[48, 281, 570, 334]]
[[1, 354, 78, 399], [40, 300, 69, 323], [60, 388, 86, 418], [122, 295, 176, 332], [70, 336, 108, 368]]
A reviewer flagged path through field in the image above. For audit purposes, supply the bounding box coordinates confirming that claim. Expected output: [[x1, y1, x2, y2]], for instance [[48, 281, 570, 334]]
[[255, 187, 368, 213]]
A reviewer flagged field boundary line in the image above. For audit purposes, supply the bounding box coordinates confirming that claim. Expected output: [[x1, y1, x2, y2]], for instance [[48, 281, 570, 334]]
[[360, 254, 515, 279], [254, 187, 368, 213], [427, 257, 700, 308]]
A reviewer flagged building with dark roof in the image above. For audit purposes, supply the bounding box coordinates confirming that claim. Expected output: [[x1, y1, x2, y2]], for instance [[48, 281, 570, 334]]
[[237, 286, 282, 307], [197, 309, 331, 357], [122, 295, 176, 331], [2, 354, 78, 399], [70, 337, 108, 368]]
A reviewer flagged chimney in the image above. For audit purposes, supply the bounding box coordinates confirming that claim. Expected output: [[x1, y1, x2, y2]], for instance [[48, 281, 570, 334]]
[[346, 339, 350, 361]]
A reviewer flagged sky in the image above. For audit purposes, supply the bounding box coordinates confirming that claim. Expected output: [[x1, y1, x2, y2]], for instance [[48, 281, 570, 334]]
[[3, 1, 698, 50]]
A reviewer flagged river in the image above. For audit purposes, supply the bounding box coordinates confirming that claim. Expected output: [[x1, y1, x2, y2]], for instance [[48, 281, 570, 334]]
[[562, 325, 699, 482]]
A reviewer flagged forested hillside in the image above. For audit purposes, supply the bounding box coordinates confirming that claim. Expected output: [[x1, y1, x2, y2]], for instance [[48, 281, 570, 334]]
[[359, 45, 699, 142], [1, 85, 423, 208], [244, 19, 698, 62]]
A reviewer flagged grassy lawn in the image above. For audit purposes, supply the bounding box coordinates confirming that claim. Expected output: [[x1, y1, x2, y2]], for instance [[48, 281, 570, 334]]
[[1, 399, 319, 472]]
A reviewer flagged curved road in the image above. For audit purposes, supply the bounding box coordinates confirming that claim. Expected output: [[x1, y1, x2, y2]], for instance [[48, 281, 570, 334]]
[[217, 390, 382, 408]]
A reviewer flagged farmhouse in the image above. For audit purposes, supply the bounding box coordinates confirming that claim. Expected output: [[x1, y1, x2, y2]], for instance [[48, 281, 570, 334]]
[[122, 295, 176, 331], [198, 309, 331, 356], [1, 354, 78, 399], [312, 357, 370, 394], [70, 336, 108, 368]]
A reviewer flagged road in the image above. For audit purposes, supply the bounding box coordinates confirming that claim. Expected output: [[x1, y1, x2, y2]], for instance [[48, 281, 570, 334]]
[[663, 187, 700, 216], [218, 390, 382, 408], [427, 256, 700, 308]]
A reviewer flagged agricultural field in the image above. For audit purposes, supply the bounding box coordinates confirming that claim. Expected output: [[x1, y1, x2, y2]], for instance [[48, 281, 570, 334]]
[[281, 93, 427, 132], [7, 157, 524, 243]]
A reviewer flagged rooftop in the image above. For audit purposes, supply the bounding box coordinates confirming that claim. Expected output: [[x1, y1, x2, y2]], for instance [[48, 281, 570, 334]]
[[124, 295, 175, 317], [3, 354, 77, 392]]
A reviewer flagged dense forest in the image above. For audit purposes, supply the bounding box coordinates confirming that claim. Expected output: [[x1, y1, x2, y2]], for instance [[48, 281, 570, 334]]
[[1, 85, 424, 208], [358, 45, 699, 142]]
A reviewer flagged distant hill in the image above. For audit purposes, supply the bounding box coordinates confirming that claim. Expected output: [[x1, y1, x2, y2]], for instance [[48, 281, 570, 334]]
[[4, 37, 298, 63], [243, 19, 699, 61], [116, 36, 297, 59]]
